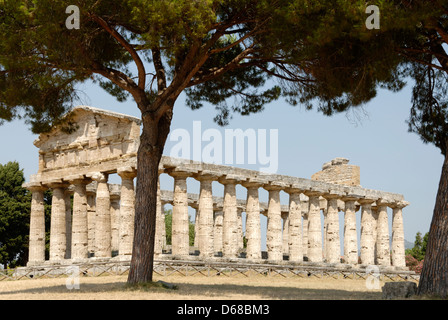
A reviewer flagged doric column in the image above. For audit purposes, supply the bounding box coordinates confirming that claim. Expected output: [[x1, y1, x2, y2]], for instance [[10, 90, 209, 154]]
[[92, 172, 111, 258], [220, 175, 243, 258], [323, 193, 341, 264], [48, 182, 69, 262], [69, 177, 90, 261], [86, 187, 96, 257], [341, 196, 358, 265], [390, 201, 409, 268], [281, 211, 289, 256], [242, 180, 263, 260], [304, 192, 323, 263], [359, 198, 376, 265], [301, 199, 309, 259], [110, 192, 120, 255], [376, 199, 391, 266], [117, 167, 137, 258], [197, 173, 216, 259], [237, 207, 244, 251], [155, 179, 165, 256], [265, 182, 284, 262], [214, 210, 223, 254], [64, 190, 72, 259], [285, 189, 303, 263], [169, 171, 190, 257], [27, 184, 47, 265], [192, 203, 199, 248]]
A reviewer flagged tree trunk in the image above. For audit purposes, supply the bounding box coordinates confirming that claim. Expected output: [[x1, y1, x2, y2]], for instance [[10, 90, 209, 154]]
[[418, 153, 448, 297], [127, 105, 173, 284]]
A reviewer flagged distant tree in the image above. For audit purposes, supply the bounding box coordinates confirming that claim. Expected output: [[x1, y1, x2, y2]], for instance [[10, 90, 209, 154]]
[[164, 209, 195, 247], [0, 162, 31, 268], [406, 231, 429, 261]]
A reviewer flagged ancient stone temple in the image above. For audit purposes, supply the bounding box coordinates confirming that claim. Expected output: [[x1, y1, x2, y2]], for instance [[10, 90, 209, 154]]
[[23, 106, 410, 271]]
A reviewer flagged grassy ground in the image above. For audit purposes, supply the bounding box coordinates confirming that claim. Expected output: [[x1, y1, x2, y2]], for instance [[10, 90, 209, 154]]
[[0, 274, 399, 300]]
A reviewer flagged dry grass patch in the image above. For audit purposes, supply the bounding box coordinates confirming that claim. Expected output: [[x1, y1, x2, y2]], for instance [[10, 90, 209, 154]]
[[0, 274, 391, 300]]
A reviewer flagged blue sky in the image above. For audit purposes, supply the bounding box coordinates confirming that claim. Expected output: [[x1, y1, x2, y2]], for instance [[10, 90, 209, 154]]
[[0, 78, 443, 247]]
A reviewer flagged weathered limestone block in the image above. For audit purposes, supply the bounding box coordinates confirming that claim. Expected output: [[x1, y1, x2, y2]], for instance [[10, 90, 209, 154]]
[[311, 158, 360, 186], [382, 282, 417, 300]]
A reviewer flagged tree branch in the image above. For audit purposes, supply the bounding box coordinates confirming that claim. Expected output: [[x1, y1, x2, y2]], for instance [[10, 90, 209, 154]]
[[89, 14, 147, 90]]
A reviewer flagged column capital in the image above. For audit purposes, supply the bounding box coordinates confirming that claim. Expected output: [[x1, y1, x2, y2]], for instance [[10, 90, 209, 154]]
[[117, 166, 137, 179], [167, 168, 191, 179], [45, 179, 70, 189], [241, 178, 265, 189], [341, 194, 360, 202], [218, 173, 244, 185], [321, 192, 344, 200], [376, 198, 394, 207], [389, 200, 410, 209], [303, 190, 321, 198], [89, 172, 109, 183], [23, 182, 47, 192], [264, 180, 287, 191], [197, 171, 220, 182], [66, 174, 92, 185], [358, 198, 377, 205], [284, 186, 305, 195]]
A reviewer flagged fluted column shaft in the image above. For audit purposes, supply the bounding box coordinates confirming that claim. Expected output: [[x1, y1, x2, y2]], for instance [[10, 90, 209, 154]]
[[71, 179, 90, 260], [342, 198, 358, 264], [221, 178, 239, 258], [86, 192, 96, 256], [155, 179, 165, 256], [324, 195, 341, 264], [265, 185, 283, 262], [243, 182, 262, 260], [214, 210, 223, 253], [197, 176, 215, 258], [170, 172, 190, 256], [286, 191, 303, 263], [376, 200, 391, 266], [118, 168, 137, 258], [306, 193, 323, 263], [28, 185, 46, 265], [49, 183, 69, 261], [391, 201, 408, 267], [93, 173, 111, 258], [360, 199, 376, 265]]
